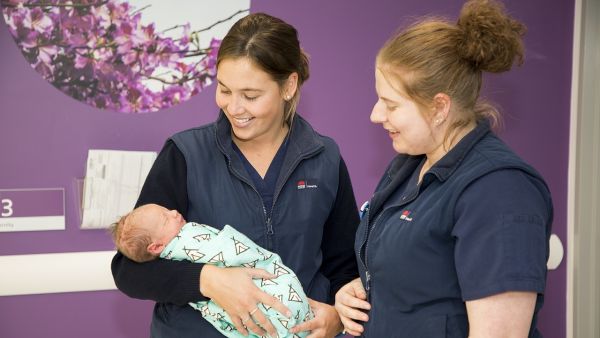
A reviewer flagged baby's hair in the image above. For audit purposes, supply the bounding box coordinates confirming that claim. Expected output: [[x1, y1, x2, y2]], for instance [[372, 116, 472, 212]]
[[109, 210, 156, 263]]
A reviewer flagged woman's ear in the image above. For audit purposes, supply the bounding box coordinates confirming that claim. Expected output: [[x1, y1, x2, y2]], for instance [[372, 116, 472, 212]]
[[284, 72, 299, 100], [432, 93, 451, 125], [147, 242, 165, 255]]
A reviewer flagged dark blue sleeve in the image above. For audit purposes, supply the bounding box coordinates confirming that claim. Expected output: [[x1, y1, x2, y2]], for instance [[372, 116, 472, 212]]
[[452, 169, 552, 301], [320, 157, 360, 303], [111, 140, 207, 305]]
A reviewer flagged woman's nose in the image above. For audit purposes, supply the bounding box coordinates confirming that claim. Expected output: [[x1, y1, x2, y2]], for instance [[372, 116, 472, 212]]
[[229, 95, 245, 114], [370, 101, 386, 124]]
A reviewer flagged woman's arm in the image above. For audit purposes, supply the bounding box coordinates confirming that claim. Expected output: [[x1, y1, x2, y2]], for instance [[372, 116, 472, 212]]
[[134, 140, 188, 211], [319, 157, 361, 302], [453, 169, 552, 337], [111, 253, 203, 304], [466, 291, 537, 338], [111, 140, 207, 304]]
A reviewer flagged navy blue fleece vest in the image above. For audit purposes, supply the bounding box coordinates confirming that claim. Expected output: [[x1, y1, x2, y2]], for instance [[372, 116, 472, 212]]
[[170, 113, 342, 302], [356, 122, 553, 338]]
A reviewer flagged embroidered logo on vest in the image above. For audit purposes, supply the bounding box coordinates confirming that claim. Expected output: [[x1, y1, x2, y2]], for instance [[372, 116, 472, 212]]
[[297, 179, 318, 190], [400, 210, 413, 221]]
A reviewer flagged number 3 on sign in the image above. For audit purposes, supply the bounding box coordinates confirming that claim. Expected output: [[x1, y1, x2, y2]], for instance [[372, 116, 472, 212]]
[[1, 199, 13, 217]]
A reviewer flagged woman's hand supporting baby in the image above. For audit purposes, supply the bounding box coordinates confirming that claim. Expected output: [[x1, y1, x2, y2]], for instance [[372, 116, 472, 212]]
[[200, 265, 291, 338], [289, 298, 343, 338]]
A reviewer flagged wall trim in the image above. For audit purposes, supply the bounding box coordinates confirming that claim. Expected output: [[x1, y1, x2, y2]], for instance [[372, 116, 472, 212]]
[[0, 251, 117, 296]]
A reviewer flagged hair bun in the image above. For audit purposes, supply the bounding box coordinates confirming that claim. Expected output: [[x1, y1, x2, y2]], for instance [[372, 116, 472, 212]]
[[456, 0, 526, 73]]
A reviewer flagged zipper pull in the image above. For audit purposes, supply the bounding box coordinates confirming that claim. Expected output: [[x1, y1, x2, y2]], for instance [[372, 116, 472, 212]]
[[266, 217, 274, 235], [359, 200, 370, 220], [365, 271, 371, 291]]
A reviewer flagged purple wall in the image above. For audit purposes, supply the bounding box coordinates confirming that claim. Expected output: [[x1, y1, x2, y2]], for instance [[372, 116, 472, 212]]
[[0, 1, 573, 337]]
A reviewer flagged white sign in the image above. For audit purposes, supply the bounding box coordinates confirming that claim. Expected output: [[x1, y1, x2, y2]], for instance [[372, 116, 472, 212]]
[[81, 149, 156, 229], [0, 188, 65, 232]]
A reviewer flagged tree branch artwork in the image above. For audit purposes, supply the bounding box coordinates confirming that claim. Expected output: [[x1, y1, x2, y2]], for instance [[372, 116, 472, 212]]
[[1, 0, 249, 113]]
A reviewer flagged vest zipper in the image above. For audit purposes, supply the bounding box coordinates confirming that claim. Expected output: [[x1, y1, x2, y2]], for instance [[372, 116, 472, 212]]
[[225, 145, 322, 249], [265, 206, 274, 235], [360, 189, 419, 295], [226, 157, 273, 248], [362, 208, 383, 294]]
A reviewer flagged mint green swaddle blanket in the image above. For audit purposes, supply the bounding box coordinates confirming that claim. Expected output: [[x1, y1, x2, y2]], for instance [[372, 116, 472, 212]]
[[161, 222, 313, 338]]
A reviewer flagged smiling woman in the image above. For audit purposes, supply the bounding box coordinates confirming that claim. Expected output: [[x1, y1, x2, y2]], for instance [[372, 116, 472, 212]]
[[1, 0, 249, 113], [215, 57, 296, 175], [334, 1, 554, 337], [110, 12, 360, 338]]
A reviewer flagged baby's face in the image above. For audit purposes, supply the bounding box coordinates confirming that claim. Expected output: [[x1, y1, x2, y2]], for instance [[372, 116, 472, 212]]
[[136, 204, 186, 244]]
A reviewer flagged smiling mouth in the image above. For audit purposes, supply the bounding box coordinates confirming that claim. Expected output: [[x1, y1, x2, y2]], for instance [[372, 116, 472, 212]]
[[235, 117, 254, 123]]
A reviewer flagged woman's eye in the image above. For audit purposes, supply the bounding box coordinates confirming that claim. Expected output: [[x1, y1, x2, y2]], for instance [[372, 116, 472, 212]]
[[218, 86, 231, 94], [244, 95, 257, 101]]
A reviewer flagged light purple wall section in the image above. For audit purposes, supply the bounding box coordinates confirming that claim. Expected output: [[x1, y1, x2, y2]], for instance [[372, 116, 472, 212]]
[[0, 1, 573, 337]]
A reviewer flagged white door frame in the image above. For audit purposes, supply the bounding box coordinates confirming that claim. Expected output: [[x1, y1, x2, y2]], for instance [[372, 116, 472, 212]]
[[567, 0, 600, 337]]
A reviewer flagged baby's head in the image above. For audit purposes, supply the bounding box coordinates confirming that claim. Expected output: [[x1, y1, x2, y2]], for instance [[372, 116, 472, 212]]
[[109, 204, 186, 262]]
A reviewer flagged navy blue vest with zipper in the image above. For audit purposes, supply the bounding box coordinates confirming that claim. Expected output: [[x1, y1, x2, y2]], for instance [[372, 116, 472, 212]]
[[171, 112, 341, 302], [355, 121, 552, 337]]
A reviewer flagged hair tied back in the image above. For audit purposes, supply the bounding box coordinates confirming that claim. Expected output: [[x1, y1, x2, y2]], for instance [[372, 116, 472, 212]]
[[456, 0, 526, 73]]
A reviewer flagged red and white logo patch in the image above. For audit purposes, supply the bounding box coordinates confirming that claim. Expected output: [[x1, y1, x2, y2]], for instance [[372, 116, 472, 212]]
[[297, 179, 318, 190], [400, 210, 413, 221]]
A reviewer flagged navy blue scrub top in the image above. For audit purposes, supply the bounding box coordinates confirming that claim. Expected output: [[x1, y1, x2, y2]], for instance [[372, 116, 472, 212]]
[[355, 122, 553, 337], [232, 137, 289, 217]]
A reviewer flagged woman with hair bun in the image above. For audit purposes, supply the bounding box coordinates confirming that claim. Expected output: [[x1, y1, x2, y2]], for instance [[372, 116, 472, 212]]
[[334, 1, 553, 337]]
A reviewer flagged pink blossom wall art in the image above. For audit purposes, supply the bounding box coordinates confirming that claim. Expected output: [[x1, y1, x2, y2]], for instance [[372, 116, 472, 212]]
[[1, 0, 250, 113]]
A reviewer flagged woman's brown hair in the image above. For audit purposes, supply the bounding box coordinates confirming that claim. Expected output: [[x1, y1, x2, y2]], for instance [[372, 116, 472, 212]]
[[217, 13, 310, 125], [377, 0, 526, 138]]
